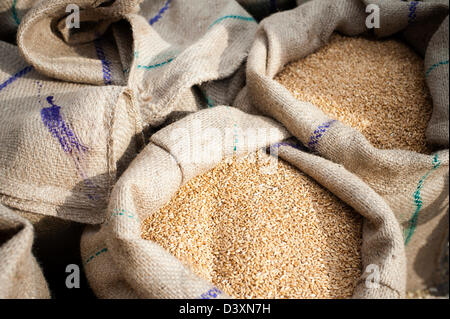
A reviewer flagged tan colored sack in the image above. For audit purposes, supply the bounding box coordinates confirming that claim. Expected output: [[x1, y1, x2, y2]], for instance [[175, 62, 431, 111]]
[[1, 0, 264, 298], [241, 0, 449, 291], [0, 204, 50, 299], [81, 106, 406, 299]]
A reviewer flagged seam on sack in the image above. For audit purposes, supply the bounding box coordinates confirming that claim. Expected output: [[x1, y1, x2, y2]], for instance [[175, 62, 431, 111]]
[[208, 15, 256, 29], [355, 278, 401, 298], [85, 247, 108, 264], [407, 1, 419, 23], [137, 57, 175, 70], [11, 0, 20, 25], [199, 287, 223, 299], [404, 153, 441, 245], [149, 0, 171, 25], [425, 60, 449, 77], [0, 65, 33, 93], [150, 139, 185, 185], [307, 120, 337, 152]]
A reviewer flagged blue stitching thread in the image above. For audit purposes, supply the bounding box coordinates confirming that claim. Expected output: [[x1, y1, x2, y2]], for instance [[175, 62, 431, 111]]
[[149, 0, 172, 25], [0, 65, 33, 93], [85, 247, 108, 264], [307, 120, 337, 151], [200, 287, 223, 299], [233, 124, 238, 152], [40, 96, 88, 154], [94, 39, 112, 85], [425, 60, 449, 77], [208, 15, 256, 29], [408, 1, 419, 23], [40, 94, 98, 200], [137, 57, 175, 70]]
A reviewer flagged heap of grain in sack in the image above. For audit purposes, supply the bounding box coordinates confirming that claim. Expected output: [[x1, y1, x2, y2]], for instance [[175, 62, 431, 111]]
[[141, 33, 431, 299], [275, 33, 433, 154], [142, 152, 363, 299]]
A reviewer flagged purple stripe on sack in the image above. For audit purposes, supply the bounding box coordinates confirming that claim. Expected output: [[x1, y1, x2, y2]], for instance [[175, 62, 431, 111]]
[[0, 65, 33, 94], [307, 120, 337, 151], [41, 95, 99, 200], [149, 0, 171, 25], [200, 287, 223, 299], [94, 39, 112, 85], [408, 1, 419, 23]]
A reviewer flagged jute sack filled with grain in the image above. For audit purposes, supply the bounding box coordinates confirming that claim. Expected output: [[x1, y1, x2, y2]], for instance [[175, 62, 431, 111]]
[[17, 0, 259, 127], [0, 0, 265, 296], [4, 0, 260, 220], [0, 204, 50, 298], [241, 0, 449, 291], [81, 106, 406, 299]]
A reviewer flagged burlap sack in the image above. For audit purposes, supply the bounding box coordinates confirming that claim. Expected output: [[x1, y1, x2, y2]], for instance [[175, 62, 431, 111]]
[[0, 204, 50, 298], [0, 0, 266, 298], [81, 106, 406, 299], [240, 0, 449, 291]]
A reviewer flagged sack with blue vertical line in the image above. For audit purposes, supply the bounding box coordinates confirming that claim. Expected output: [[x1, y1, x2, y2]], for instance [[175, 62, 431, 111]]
[[239, 0, 449, 291], [0, 0, 268, 298]]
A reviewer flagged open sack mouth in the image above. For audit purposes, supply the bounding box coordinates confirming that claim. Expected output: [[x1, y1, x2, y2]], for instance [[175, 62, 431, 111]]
[[0, 0, 448, 300]]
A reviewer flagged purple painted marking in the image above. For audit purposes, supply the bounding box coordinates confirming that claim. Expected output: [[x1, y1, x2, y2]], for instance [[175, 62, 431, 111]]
[[200, 287, 222, 299], [0, 65, 33, 93], [149, 0, 171, 25], [41, 96, 88, 153], [40, 94, 98, 200], [94, 39, 112, 85], [307, 120, 337, 151]]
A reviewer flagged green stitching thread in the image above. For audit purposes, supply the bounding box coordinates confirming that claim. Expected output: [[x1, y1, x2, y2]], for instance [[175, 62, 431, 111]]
[[208, 15, 256, 29], [404, 154, 441, 245], [85, 247, 108, 264], [137, 57, 174, 70], [425, 60, 449, 77], [104, 208, 136, 225], [11, 0, 20, 25], [199, 89, 215, 108]]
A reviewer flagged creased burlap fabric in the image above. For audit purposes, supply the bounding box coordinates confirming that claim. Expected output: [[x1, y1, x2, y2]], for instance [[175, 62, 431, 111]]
[[81, 106, 406, 299], [242, 0, 449, 290], [0, 204, 50, 298], [0, 0, 447, 299]]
